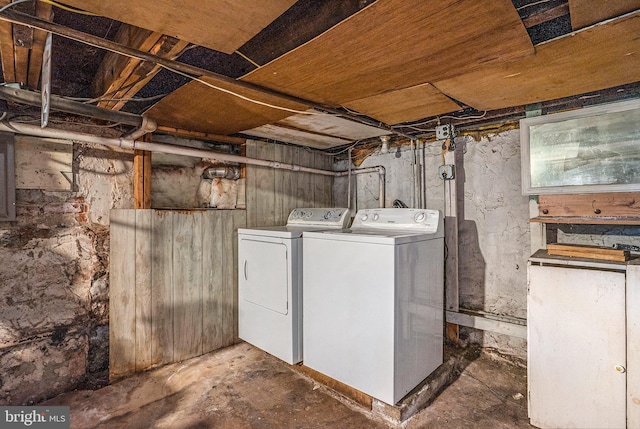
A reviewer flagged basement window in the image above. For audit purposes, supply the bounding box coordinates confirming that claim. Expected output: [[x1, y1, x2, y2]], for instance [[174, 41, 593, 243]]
[[0, 132, 15, 221], [521, 99, 640, 195]]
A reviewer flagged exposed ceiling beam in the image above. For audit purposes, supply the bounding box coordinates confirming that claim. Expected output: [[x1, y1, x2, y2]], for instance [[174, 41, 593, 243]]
[[0, 0, 52, 89], [0, 85, 144, 126], [0, 9, 413, 139], [92, 25, 189, 111], [521, 3, 570, 28]]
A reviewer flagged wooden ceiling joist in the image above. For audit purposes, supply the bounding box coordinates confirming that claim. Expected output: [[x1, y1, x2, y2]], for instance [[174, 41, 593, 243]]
[[93, 24, 189, 111], [0, 0, 52, 89]]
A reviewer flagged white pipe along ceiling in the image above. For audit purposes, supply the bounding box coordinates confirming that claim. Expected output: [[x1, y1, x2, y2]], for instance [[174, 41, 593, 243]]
[[0, 121, 387, 206]]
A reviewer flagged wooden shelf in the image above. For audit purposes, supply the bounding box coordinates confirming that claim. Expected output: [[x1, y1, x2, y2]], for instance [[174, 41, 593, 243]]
[[531, 216, 640, 225]]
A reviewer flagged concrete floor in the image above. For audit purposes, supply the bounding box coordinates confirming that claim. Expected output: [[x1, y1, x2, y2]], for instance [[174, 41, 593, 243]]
[[44, 343, 536, 429]]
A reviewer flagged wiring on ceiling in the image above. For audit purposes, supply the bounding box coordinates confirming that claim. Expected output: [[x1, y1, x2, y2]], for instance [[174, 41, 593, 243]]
[[516, 0, 556, 11], [392, 110, 488, 132], [0, 0, 97, 15], [68, 93, 169, 104], [0, 3, 330, 118], [0, 0, 31, 13], [321, 140, 363, 156], [39, 0, 97, 15], [234, 50, 261, 68], [158, 63, 327, 116]]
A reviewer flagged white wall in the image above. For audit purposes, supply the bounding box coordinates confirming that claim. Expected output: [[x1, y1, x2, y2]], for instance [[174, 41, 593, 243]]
[[334, 129, 530, 358]]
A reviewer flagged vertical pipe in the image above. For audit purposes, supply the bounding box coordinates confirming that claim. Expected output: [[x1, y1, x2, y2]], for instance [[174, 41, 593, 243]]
[[421, 139, 427, 209], [347, 147, 353, 210], [411, 139, 416, 208], [379, 169, 386, 208]]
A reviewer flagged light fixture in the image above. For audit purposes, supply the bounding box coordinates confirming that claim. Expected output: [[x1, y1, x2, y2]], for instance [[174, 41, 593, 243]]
[[380, 135, 390, 154]]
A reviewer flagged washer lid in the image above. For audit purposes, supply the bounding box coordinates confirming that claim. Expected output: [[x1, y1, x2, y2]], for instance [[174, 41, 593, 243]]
[[238, 225, 346, 239], [303, 228, 442, 245]]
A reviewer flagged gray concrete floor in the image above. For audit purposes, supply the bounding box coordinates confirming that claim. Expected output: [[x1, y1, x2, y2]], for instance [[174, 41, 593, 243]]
[[44, 343, 536, 428]]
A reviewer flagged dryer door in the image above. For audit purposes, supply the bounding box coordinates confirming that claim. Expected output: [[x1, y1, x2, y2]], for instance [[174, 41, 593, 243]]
[[239, 236, 289, 314]]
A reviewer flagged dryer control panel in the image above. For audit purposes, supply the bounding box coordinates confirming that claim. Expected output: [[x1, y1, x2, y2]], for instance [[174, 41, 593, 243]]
[[351, 208, 440, 233], [286, 208, 351, 228]]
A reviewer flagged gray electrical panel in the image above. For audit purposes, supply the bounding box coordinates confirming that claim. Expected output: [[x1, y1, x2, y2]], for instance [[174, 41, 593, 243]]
[[0, 133, 15, 221]]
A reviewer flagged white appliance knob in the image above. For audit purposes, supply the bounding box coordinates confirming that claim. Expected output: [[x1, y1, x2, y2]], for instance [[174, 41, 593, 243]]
[[361, 214, 368, 221], [414, 212, 426, 222], [372, 214, 379, 221]]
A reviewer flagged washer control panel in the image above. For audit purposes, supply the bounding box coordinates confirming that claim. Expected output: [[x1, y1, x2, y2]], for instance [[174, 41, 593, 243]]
[[351, 208, 440, 233], [287, 208, 351, 228]]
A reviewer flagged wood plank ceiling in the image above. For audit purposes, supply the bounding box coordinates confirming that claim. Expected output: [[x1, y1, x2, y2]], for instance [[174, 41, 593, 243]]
[[146, 0, 535, 141], [433, 11, 640, 111], [0, 0, 638, 149], [58, 0, 298, 54]]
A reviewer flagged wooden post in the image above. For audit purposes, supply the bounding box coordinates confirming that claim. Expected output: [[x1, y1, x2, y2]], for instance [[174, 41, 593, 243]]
[[133, 134, 152, 209]]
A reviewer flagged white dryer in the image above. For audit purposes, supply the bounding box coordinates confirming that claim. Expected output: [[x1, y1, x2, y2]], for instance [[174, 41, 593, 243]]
[[303, 208, 444, 405], [237, 208, 350, 364]]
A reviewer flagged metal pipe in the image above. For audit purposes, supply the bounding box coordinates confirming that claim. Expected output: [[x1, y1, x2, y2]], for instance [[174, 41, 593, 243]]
[[411, 139, 416, 208], [347, 147, 353, 210], [335, 166, 386, 208], [0, 85, 143, 126], [0, 121, 337, 176], [0, 9, 415, 139], [421, 139, 427, 209]]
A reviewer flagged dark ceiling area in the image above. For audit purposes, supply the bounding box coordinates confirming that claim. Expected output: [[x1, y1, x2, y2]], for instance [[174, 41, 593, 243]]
[[0, 0, 638, 150]]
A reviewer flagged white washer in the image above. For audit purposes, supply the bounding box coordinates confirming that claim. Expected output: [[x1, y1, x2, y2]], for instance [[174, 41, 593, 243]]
[[303, 208, 444, 405], [237, 208, 350, 364]]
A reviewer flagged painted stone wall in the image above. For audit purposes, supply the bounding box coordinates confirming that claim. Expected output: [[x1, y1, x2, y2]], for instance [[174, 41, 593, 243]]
[[0, 137, 133, 405], [334, 129, 530, 358]]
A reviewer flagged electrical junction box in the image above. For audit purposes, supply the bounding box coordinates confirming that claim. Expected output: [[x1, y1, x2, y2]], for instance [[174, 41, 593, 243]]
[[436, 124, 456, 140], [438, 164, 455, 180]]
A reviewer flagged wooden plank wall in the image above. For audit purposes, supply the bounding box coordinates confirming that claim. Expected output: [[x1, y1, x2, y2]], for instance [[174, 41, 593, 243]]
[[245, 140, 333, 228], [110, 141, 332, 379], [109, 209, 246, 380]]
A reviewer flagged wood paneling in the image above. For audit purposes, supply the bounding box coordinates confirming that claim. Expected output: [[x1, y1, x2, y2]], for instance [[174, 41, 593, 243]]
[[134, 210, 152, 371], [110, 149, 330, 378], [433, 12, 640, 111], [145, 76, 308, 136], [242, 0, 533, 105], [109, 209, 137, 379], [569, 0, 640, 29], [150, 210, 174, 366], [343, 83, 461, 125], [109, 209, 247, 380], [245, 140, 333, 228], [60, 0, 298, 54]]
